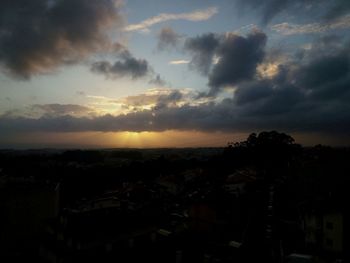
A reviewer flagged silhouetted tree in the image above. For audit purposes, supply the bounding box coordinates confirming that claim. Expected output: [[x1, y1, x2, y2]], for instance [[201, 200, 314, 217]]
[[225, 131, 301, 179], [230, 131, 296, 149]]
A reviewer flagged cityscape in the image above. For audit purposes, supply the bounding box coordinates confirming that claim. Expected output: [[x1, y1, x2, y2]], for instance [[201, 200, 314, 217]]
[[0, 131, 349, 262]]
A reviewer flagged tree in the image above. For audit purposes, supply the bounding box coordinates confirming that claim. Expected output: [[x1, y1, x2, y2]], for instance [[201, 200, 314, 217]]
[[225, 131, 301, 177]]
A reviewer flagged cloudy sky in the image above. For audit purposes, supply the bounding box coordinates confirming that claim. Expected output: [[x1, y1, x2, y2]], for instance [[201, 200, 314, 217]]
[[1, 0, 350, 148]]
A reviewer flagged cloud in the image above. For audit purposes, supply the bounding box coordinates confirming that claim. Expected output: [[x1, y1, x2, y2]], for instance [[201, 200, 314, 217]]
[[236, 0, 350, 24], [169, 60, 190, 65], [0, 0, 123, 79], [91, 48, 166, 82], [208, 31, 267, 94], [116, 88, 191, 111], [271, 15, 350, 35], [1, 35, 350, 137], [1, 91, 349, 135], [296, 55, 349, 90], [154, 90, 184, 110], [149, 74, 166, 86], [124, 7, 218, 32], [184, 30, 267, 95], [229, 36, 350, 132], [91, 50, 151, 79], [185, 33, 220, 75], [31, 104, 94, 117], [157, 27, 183, 50]]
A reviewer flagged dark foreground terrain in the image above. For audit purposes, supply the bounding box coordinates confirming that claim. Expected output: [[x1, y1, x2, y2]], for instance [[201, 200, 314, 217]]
[[0, 131, 349, 263]]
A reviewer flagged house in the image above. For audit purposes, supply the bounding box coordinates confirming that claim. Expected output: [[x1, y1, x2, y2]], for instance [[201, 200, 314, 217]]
[[299, 198, 347, 259]]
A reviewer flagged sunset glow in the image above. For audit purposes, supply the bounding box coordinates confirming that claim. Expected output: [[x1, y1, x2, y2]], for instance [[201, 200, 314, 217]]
[[0, 0, 349, 148]]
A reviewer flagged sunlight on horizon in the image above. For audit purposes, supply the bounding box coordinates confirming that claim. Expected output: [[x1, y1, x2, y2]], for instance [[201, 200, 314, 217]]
[[0, 131, 249, 149], [1, 130, 349, 149]]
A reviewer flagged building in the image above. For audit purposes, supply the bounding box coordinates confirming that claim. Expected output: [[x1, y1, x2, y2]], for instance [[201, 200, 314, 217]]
[[300, 198, 348, 261]]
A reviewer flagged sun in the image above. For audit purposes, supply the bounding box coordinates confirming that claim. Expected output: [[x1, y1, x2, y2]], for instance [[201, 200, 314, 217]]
[[118, 132, 141, 147], [115, 131, 161, 148]]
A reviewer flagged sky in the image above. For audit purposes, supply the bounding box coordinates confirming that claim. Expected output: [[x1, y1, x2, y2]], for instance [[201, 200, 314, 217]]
[[0, 0, 350, 148]]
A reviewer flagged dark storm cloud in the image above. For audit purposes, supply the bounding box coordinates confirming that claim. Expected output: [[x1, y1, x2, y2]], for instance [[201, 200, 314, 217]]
[[208, 31, 267, 94], [1, 35, 350, 136], [0, 0, 123, 79], [184, 31, 267, 95], [0, 104, 224, 133], [297, 55, 349, 89], [91, 50, 151, 79], [1, 91, 349, 135], [229, 36, 350, 132], [233, 80, 274, 106], [184, 33, 220, 75], [157, 27, 182, 51], [154, 90, 183, 109], [236, 0, 350, 24]]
